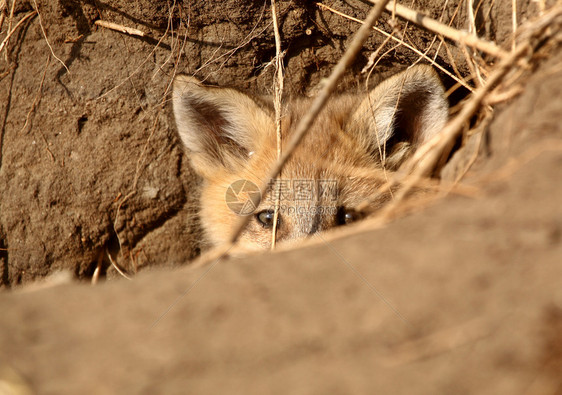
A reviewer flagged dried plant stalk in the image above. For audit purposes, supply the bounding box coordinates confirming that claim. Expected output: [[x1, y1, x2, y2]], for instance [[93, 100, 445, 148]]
[[366, 0, 509, 59]]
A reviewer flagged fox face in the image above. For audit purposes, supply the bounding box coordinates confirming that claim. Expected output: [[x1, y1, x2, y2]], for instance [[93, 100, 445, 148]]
[[173, 65, 448, 251]]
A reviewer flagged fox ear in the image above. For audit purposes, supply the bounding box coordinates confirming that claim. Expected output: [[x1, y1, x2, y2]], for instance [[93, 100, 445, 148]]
[[172, 75, 273, 178], [348, 65, 448, 168]]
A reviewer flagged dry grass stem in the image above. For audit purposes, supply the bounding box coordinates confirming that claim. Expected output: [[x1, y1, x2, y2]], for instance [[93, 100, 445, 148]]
[[366, 0, 509, 59], [112, 109, 161, 266], [467, 0, 477, 35], [194, 2, 269, 80], [108, 4, 184, 270], [361, 33, 394, 74], [97, 6, 175, 100], [106, 249, 132, 281], [515, 5, 562, 44], [7, 0, 15, 28], [440, 37, 470, 89], [153, 1, 185, 82], [32, 0, 69, 73], [270, 0, 284, 249], [94, 20, 147, 38], [316, 2, 474, 91], [0, 10, 36, 54], [460, 43, 484, 87], [100, 4, 181, 103]]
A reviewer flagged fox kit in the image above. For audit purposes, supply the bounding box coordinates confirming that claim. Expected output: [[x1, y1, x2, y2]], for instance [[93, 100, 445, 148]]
[[173, 65, 448, 251]]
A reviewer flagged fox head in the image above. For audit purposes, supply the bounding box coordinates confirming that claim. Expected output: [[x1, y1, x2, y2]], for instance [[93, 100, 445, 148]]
[[173, 65, 448, 251]]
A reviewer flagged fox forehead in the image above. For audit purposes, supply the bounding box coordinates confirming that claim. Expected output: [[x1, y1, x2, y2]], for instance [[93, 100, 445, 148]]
[[248, 95, 378, 174]]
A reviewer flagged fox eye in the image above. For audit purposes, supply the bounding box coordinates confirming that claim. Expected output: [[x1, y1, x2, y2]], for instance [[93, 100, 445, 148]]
[[256, 210, 280, 229], [336, 207, 359, 226]]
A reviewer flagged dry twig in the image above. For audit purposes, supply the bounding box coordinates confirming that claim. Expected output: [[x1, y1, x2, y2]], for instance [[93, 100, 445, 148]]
[[94, 20, 146, 38]]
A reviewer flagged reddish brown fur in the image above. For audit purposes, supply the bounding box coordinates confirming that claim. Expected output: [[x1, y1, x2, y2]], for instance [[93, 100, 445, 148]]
[[173, 65, 448, 250]]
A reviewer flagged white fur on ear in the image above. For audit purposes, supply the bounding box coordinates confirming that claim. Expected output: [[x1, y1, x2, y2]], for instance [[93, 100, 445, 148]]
[[172, 75, 273, 177], [349, 65, 448, 162]]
